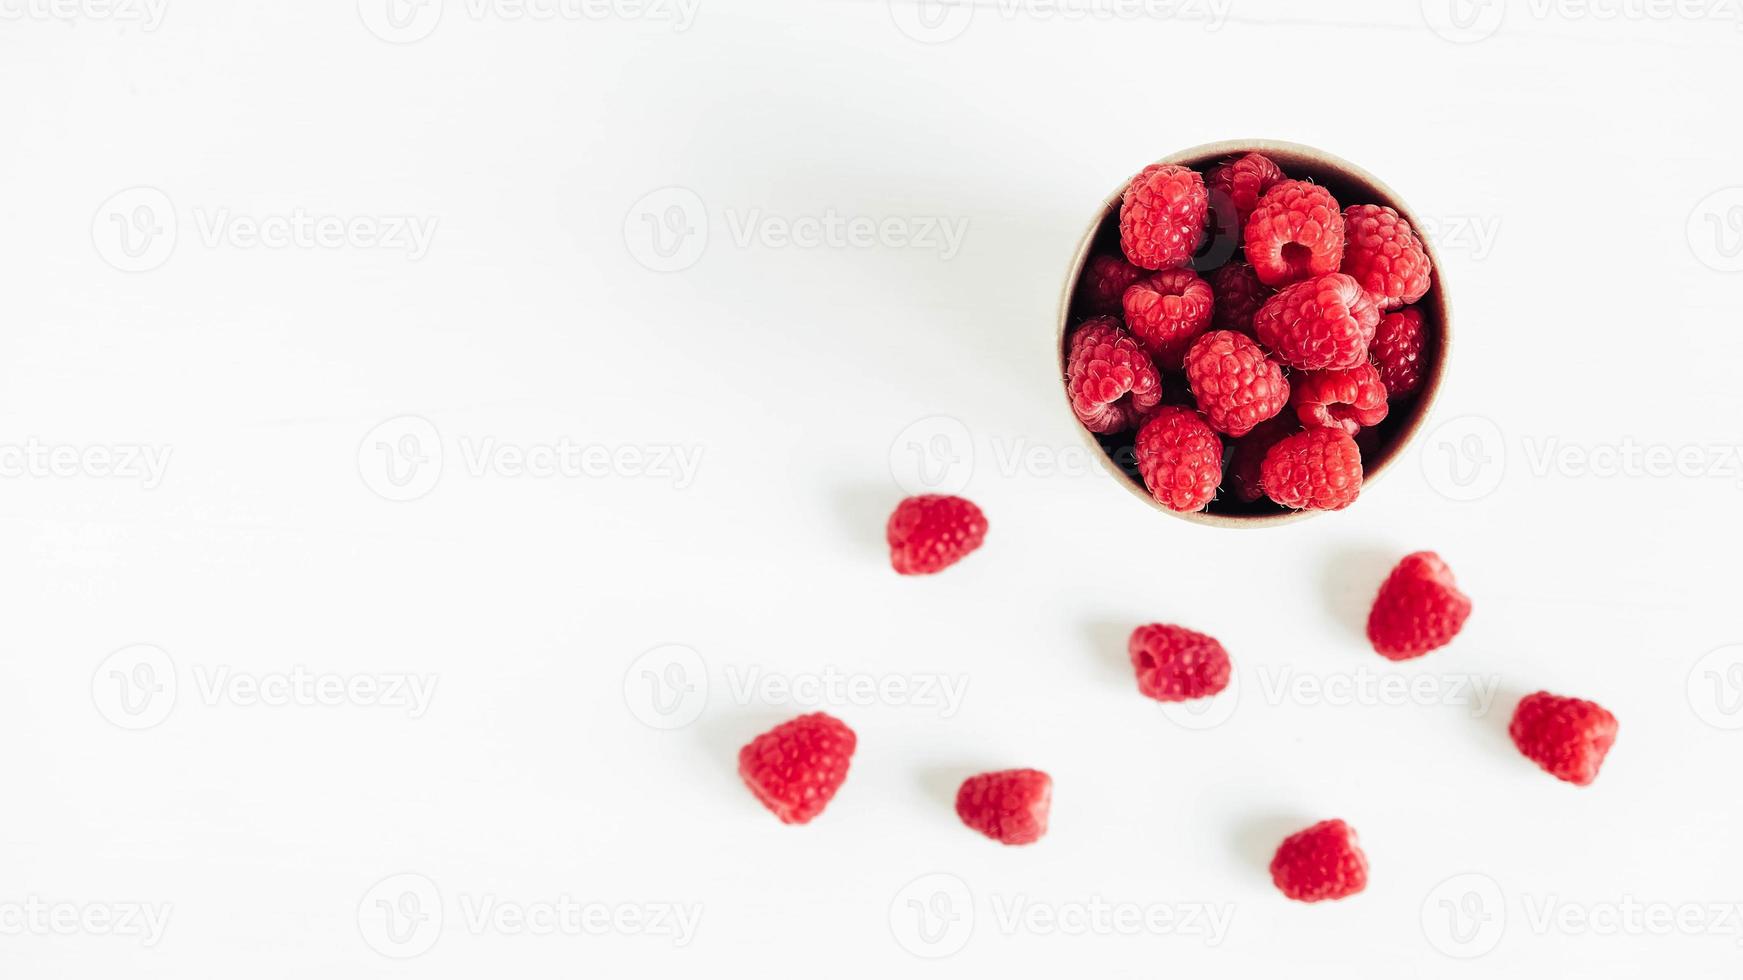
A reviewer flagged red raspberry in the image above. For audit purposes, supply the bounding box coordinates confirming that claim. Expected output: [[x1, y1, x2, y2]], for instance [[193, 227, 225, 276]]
[[887, 495, 987, 575], [1209, 260, 1271, 335], [1366, 551, 1472, 660], [1076, 253, 1145, 317], [1291, 362, 1389, 436], [1509, 692, 1619, 786], [1206, 152, 1285, 228], [1228, 414, 1297, 504], [955, 769, 1052, 845], [1371, 307, 1428, 398], [1066, 318, 1162, 434], [1128, 623, 1232, 702], [1133, 406, 1222, 513], [738, 712, 857, 825], [1253, 273, 1380, 371], [1121, 268, 1214, 369], [1119, 164, 1208, 271], [1243, 180, 1345, 287], [1184, 330, 1289, 437], [1270, 819, 1368, 902], [1341, 204, 1432, 311], [1260, 426, 1362, 511]]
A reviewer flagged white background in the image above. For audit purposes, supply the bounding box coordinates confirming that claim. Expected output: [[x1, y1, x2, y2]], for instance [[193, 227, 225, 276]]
[[3, 0, 1742, 976]]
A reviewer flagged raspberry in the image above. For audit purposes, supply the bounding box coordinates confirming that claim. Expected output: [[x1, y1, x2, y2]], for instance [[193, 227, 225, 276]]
[[738, 713, 857, 825], [1291, 362, 1389, 436], [1206, 152, 1285, 228], [1077, 253, 1146, 317], [1341, 204, 1432, 310], [1228, 414, 1297, 503], [1253, 273, 1380, 371], [1243, 180, 1345, 287], [1509, 692, 1619, 786], [1260, 426, 1362, 511], [1133, 406, 1222, 513], [1371, 307, 1428, 398], [1121, 268, 1214, 369], [1119, 164, 1208, 271], [1209, 260, 1271, 335], [1128, 623, 1232, 701], [1066, 317, 1163, 434], [887, 495, 987, 575], [1366, 551, 1472, 660], [1184, 330, 1289, 437], [955, 769, 1052, 845], [1270, 819, 1368, 902]]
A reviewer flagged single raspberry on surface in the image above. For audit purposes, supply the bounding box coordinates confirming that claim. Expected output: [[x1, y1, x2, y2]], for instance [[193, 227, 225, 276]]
[[1291, 362, 1389, 436], [1119, 164, 1208, 271], [1253, 273, 1380, 371], [1077, 253, 1146, 317], [1270, 819, 1368, 902], [1129, 623, 1232, 702], [956, 769, 1052, 845], [887, 495, 987, 575], [1228, 414, 1298, 503], [1210, 260, 1271, 335], [1244, 180, 1345, 287], [1122, 268, 1214, 369], [738, 712, 857, 825], [1510, 692, 1619, 786], [1366, 551, 1472, 660], [1066, 317, 1163, 434], [1341, 204, 1432, 311], [1207, 152, 1286, 230], [1260, 426, 1362, 511], [1133, 406, 1223, 513], [1371, 307, 1428, 398], [1184, 330, 1289, 437]]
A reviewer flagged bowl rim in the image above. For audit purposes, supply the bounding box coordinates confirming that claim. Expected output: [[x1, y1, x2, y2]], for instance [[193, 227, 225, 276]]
[[1056, 138, 1453, 529]]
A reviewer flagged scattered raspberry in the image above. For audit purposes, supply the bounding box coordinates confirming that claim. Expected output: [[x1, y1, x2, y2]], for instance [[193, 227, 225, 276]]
[[1371, 307, 1428, 398], [1119, 164, 1208, 271], [1341, 204, 1432, 310], [1270, 819, 1368, 902], [887, 495, 987, 575], [1291, 362, 1389, 436], [1509, 692, 1619, 786], [956, 769, 1052, 845], [1133, 407, 1222, 512], [738, 713, 857, 825], [1243, 180, 1345, 287], [1122, 268, 1214, 369], [1260, 426, 1362, 511], [1128, 623, 1232, 702], [1253, 273, 1380, 371], [1366, 551, 1472, 660], [1228, 414, 1297, 503], [1066, 318, 1163, 434], [1209, 260, 1271, 335], [1185, 330, 1289, 437], [1206, 152, 1285, 228], [1077, 253, 1146, 317]]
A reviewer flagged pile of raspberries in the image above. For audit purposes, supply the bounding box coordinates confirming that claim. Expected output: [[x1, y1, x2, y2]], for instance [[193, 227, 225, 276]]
[[1065, 151, 1438, 514], [732, 500, 1620, 904]]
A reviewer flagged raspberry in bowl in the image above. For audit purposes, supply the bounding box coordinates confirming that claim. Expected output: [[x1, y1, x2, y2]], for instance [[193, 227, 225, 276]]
[[1058, 140, 1450, 526]]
